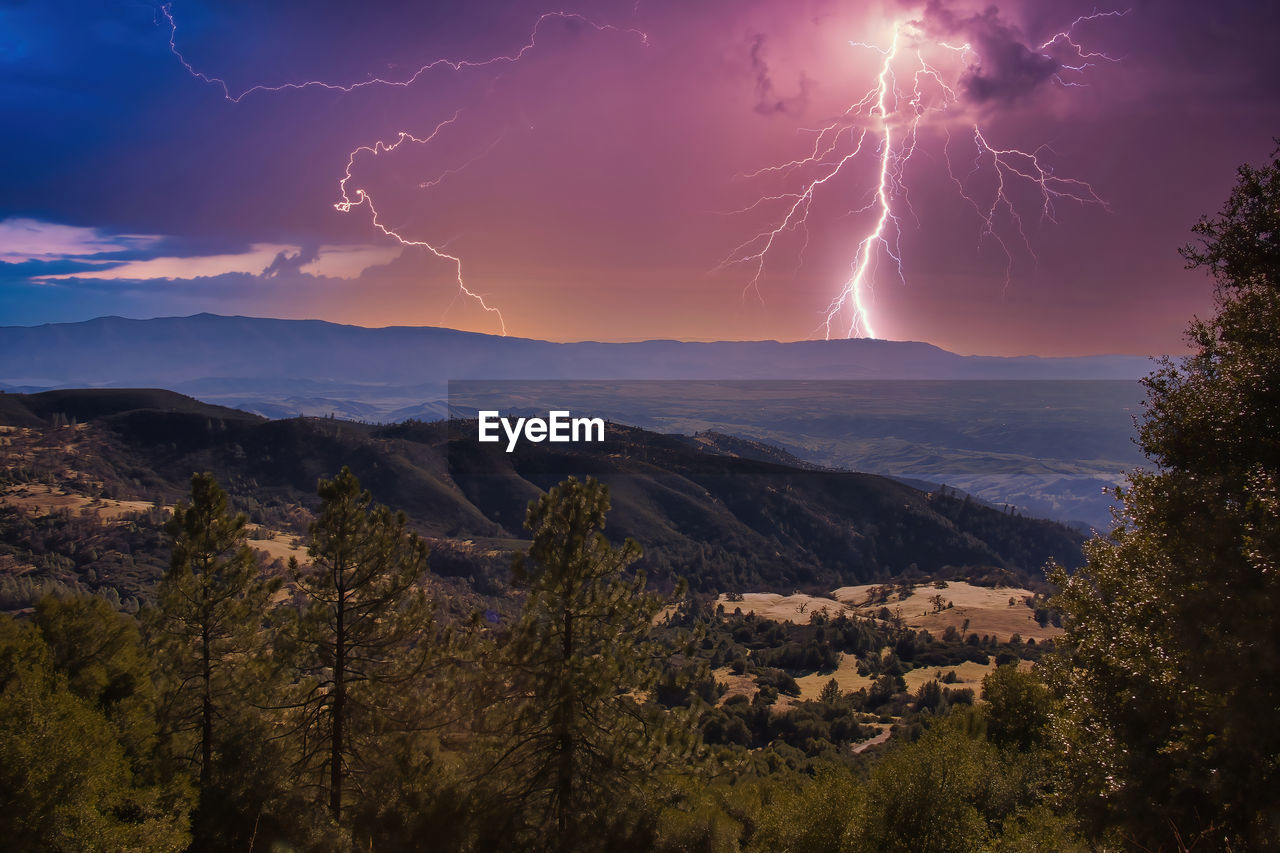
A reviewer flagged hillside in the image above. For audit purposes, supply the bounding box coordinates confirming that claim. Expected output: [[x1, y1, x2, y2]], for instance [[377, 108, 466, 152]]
[[0, 387, 263, 425], [0, 389, 1084, 608], [448, 378, 1146, 528]]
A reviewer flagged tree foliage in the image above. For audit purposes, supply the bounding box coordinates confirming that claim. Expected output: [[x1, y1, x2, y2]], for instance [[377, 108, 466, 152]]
[[154, 474, 278, 787], [152, 472, 281, 848], [485, 476, 689, 851], [1048, 145, 1280, 849], [289, 465, 433, 824], [0, 601, 192, 852], [846, 717, 994, 853], [35, 593, 163, 767], [1181, 143, 1280, 292], [981, 665, 1052, 753]]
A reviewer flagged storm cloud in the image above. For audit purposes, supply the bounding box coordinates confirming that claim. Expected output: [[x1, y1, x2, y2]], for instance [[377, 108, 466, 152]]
[[916, 1, 1061, 104]]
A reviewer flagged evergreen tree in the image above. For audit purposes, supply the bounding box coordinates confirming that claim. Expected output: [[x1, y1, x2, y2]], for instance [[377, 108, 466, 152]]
[[1047, 146, 1280, 849], [486, 476, 686, 851], [289, 466, 432, 825], [0, 605, 192, 852], [152, 471, 279, 836], [36, 593, 163, 768]]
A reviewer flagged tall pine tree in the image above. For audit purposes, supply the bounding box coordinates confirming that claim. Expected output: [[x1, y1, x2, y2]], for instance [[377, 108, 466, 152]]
[[289, 466, 432, 825], [485, 476, 685, 851], [153, 472, 278, 835]]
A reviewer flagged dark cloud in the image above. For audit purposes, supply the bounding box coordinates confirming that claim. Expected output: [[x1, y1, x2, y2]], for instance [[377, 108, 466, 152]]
[[917, 1, 1059, 104], [262, 245, 319, 279], [748, 33, 810, 116]]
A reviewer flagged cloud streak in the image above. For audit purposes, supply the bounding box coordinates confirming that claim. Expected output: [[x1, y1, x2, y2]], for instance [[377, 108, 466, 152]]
[[29, 232, 401, 283], [0, 218, 162, 264]]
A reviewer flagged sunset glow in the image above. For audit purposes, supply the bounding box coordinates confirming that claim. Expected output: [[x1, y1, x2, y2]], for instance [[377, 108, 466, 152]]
[[2, 0, 1275, 355]]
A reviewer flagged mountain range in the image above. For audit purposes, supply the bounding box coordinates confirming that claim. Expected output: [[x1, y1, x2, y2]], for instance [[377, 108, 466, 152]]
[[1, 313, 1151, 401], [0, 314, 1156, 528]]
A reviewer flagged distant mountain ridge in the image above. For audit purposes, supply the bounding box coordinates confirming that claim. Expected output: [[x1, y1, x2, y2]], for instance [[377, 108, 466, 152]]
[[0, 314, 1154, 392], [0, 315, 1153, 528]]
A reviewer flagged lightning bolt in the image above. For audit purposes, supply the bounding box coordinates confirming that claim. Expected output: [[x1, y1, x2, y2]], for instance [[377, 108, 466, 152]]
[[333, 115, 509, 334], [723, 8, 1125, 340], [1041, 9, 1130, 74], [161, 3, 649, 336], [161, 5, 648, 104]]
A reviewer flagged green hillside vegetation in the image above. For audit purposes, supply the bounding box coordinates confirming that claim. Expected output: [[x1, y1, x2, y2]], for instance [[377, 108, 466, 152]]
[[1, 467, 1075, 851]]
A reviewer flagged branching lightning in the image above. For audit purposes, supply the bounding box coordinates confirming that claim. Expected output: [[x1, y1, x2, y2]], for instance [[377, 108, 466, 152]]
[[163, 2, 1122, 342], [722, 7, 1127, 340], [333, 115, 509, 334], [162, 5, 648, 104], [161, 4, 648, 336]]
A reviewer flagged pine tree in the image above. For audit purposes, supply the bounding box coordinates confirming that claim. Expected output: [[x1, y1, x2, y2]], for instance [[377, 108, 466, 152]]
[[153, 473, 278, 820], [486, 476, 685, 851], [289, 466, 432, 824], [36, 593, 162, 766], [1, 604, 193, 852], [1046, 146, 1280, 849]]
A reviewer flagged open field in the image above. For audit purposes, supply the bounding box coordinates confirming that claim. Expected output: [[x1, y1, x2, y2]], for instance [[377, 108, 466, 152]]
[[833, 581, 1063, 642], [714, 592, 851, 624], [1, 483, 155, 521], [244, 525, 308, 565], [792, 656, 1008, 701], [718, 653, 1027, 705], [718, 580, 1062, 642], [1, 485, 308, 567]]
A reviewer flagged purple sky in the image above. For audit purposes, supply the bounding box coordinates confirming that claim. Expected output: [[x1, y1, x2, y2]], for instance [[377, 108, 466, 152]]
[[1, 0, 1276, 355]]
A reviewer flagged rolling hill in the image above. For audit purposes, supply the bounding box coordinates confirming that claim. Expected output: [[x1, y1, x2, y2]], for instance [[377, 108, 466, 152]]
[[0, 389, 1085, 607]]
